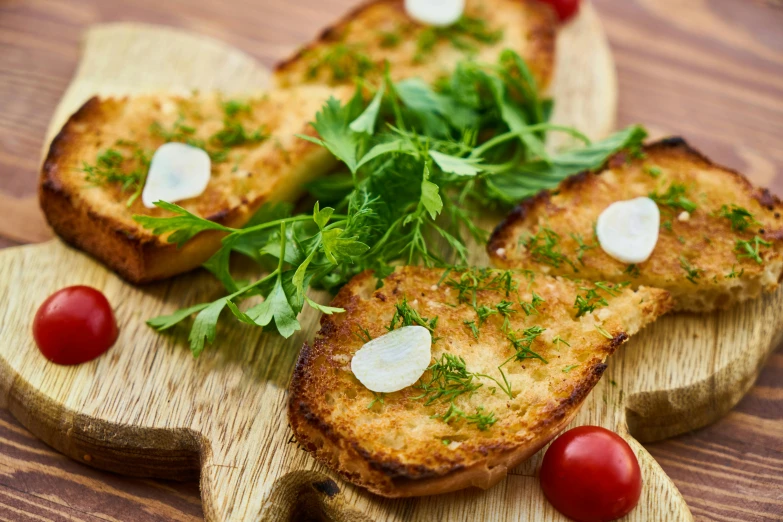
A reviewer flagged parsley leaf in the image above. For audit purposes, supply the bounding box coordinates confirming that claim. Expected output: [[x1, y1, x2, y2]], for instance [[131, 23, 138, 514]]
[[133, 201, 231, 248]]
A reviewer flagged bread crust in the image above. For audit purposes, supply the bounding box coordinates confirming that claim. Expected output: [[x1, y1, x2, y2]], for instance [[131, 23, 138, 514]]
[[288, 267, 671, 497], [488, 138, 783, 312], [40, 88, 340, 283], [273, 0, 556, 90], [41, 0, 555, 284]]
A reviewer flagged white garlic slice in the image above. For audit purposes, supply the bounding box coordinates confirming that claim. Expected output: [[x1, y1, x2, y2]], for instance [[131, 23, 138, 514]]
[[142, 142, 211, 209], [351, 326, 432, 393], [404, 0, 465, 27], [596, 197, 660, 264]]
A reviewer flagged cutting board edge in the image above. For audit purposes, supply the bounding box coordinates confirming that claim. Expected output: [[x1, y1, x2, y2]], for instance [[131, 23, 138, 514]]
[[625, 329, 781, 442], [1, 239, 776, 480], [0, 352, 209, 481]]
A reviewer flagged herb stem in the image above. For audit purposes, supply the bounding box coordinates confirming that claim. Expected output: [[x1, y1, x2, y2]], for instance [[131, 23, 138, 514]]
[[469, 124, 592, 159]]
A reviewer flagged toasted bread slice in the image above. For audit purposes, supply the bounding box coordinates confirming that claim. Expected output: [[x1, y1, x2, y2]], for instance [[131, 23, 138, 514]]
[[42, 0, 555, 284], [488, 138, 783, 312], [274, 0, 555, 89], [289, 266, 671, 497], [40, 86, 347, 283]]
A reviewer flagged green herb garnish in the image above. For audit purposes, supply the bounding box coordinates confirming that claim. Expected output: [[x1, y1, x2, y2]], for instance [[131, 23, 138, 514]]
[[414, 15, 503, 63], [81, 145, 150, 206], [679, 255, 702, 284], [134, 51, 648, 356], [650, 183, 697, 213], [387, 297, 438, 332], [718, 205, 760, 232], [306, 43, 376, 82], [523, 227, 577, 272], [520, 292, 544, 316], [734, 236, 771, 264], [571, 233, 596, 265]]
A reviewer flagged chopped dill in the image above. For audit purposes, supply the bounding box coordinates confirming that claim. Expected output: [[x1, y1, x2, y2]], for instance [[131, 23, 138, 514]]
[[522, 226, 577, 272], [414, 353, 482, 405], [476, 304, 498, 326], [520, 291, 544, 316], [464, 320, 480, 339], [725, 265, 744, 279], [718, 204, 759, 232], [446, 268, 517, 309], [414, 15, 503, 63], [222, 99, 251, 118], [495, 299, 516, 331], [571, 233, 596, 265], [502, 325, 547, 365], [650, 183, 697, 213], [387, 297, 438, 332], [210, 120, 268, 148], [552, 335, 570, 347], [306, 43, 376, 82], [81, 145, 150, 206], [431, 403, 497, 431], [644, 165, 662, 177], [595, 325, 613, 339], [562, 364, 579, 373], [353, 325, 372, 343], [379, 30, 401, 48], [624, 264, 640, 278], [679, 255, 701, 284], [734, 236, 770, 264], [367, 392, 385, 409], [574, 287, 608, 317], [594, 281, 630, 296]]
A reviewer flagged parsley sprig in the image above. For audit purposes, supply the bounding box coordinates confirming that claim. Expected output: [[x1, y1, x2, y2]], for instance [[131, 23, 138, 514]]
[[135, 51, 648, 356]]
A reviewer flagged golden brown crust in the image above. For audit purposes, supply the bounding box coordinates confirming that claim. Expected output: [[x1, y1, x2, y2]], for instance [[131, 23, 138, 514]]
[[488, 138, 783, 312], [273, 0, 556, 90], [42, 0, 555, 284], [39, 87, 342, 283], [288, 267, 671, 497]]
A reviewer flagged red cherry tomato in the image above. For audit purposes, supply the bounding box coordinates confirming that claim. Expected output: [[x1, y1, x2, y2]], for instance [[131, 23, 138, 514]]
[[540, 0, 580, 22], [33, 286, 118, 365], [540, 426, 642, 522]]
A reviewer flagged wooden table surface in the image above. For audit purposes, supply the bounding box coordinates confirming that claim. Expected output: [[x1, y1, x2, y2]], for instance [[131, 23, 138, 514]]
[[0, 0, 781, 520]]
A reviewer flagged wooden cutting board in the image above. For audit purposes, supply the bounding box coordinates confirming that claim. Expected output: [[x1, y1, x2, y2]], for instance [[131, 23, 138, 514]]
[[1, 4, 779, 521]]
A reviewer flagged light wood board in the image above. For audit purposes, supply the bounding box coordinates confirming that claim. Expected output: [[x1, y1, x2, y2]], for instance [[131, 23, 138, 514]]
[[1, 4, 777, 521]]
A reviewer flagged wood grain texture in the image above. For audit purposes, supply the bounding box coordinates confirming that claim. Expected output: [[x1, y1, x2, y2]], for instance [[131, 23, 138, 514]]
[[4, 5, 682, 521], [0, 0, 782, 521]]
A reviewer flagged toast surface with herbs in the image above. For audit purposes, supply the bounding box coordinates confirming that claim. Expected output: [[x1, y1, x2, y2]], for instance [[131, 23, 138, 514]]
[[488, 138, 783, 312], [41, 0, 556, 284], [40, 86, 344, 283], [274, 0, 555, 89], [288, 266, 671, 497]]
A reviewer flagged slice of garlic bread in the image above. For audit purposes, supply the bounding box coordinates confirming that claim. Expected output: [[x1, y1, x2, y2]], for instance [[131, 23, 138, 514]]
[[488, 138, 783, 312], [274, 0, 555, 89], [288, 266, 671, 497], [40, 86, 346, 283], [42, 0, 555, 284]]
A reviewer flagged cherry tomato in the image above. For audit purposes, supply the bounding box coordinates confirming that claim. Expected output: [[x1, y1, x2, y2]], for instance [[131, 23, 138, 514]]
[[540, 0, 580, 22], [540, 426, 642, 522], [33, 286, 118, 365]]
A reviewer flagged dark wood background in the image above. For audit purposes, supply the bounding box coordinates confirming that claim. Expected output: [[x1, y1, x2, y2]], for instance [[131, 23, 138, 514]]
[[0, 0, 781, 520]]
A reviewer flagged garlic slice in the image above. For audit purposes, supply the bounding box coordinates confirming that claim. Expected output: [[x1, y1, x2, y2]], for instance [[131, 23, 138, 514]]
[[351, 326, 432, 393], [596, 197, 660, 264], [404, 0, 465, 27], [142, 142, 211, 209]]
